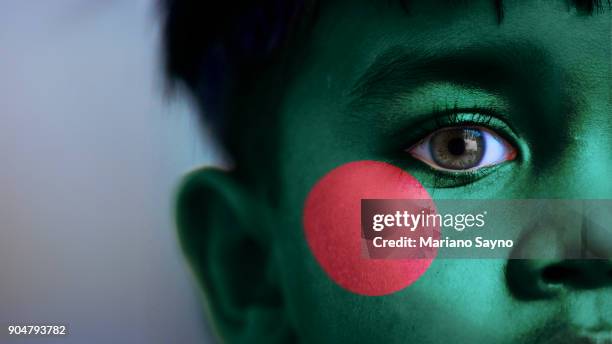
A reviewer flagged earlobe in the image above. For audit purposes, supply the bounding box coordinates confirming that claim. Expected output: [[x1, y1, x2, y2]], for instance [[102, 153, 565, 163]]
[[175, 167, 294, 343]]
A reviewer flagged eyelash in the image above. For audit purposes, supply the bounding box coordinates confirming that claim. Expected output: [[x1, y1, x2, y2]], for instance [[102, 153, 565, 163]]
[[412, 107, 516, 146]]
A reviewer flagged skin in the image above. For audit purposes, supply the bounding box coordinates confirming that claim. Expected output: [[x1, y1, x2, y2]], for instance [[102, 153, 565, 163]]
[[176, 0, 612, 343]]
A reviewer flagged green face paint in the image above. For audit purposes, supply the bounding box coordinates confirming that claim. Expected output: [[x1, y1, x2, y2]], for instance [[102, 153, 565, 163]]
[[271, 1, 611, 342], [178, 0, 612, 342]]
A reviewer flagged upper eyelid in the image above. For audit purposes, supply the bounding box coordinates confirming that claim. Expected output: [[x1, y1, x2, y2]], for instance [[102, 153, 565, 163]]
[[346, 80, 515, 143], [431, 109, 519, 137], [395, 110, 519, 151]]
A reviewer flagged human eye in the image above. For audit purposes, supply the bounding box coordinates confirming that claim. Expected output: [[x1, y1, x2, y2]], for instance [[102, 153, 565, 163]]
[[408, 125, 517, 172], [405, 112, 518, 177]]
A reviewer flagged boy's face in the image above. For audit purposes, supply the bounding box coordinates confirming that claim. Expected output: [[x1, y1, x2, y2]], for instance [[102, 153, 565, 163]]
[[274, 0, 610, 342], [179, 0, 611, 343]]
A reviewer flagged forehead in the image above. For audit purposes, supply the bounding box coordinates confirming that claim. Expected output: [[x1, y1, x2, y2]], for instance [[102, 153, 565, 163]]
[[294, 0, 610, 80]]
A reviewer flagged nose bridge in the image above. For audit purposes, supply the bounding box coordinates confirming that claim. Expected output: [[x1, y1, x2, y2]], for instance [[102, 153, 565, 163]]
[[530, 127, 612, 199], [572, 48, 612, 194], [571, 110, 612, 197], [511, 200, 612, 259], [530, 41, 612, 199]]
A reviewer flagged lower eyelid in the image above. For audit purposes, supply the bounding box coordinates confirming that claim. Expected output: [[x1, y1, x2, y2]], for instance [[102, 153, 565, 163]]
[[425, 163, 510, 188]]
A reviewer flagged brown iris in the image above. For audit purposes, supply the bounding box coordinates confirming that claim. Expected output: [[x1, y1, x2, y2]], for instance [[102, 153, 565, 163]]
[[429, 128, 485, 170]]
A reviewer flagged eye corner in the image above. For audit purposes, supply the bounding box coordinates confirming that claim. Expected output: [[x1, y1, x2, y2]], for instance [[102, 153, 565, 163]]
[[405, 137, 426, 152]]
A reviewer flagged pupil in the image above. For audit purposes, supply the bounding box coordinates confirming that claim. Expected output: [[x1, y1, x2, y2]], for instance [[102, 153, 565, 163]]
[[447, 137, 466, 156]]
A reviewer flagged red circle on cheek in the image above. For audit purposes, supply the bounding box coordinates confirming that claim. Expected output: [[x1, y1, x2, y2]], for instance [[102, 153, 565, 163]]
[[303, 160, 437, 296]]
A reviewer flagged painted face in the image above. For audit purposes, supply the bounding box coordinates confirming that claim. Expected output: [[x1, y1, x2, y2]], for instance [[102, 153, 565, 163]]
[[268, 0, 611, 342]]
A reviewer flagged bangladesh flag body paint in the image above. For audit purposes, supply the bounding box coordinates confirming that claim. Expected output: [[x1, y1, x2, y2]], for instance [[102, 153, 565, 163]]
[[303, 161, 438, 296]]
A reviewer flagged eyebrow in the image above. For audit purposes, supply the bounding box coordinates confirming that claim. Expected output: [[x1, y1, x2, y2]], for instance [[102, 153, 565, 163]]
[[570, 0, 612, 13], [349, 42, 551, 107], [352, 0, 611, 103], [399, 0, 610, 22]]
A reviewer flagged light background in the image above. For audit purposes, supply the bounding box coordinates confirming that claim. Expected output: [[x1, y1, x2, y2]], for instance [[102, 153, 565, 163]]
[[0, 1, 219, 343]]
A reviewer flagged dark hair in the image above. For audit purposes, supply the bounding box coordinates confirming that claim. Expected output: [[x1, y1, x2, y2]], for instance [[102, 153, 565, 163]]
[[162, 0, 609, 142], [162, 0, 309, 142]]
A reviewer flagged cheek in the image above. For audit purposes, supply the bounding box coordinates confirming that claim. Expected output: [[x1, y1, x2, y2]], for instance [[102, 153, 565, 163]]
[[303, 160, 436, 296]]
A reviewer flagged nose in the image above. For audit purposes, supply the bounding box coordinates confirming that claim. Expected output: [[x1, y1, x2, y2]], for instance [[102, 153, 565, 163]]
[[505, 201, 612, 300], [506, 259, 612, 300]]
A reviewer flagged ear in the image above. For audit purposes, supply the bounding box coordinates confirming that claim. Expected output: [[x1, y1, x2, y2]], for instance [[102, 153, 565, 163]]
[[176, 168, 294, 343]]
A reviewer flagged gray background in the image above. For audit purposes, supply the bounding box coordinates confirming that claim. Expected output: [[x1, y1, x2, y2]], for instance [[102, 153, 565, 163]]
[[0, 1, 218, 343]]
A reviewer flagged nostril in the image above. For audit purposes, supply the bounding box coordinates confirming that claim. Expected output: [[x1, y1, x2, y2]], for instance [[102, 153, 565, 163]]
[[541, 265, 581, 284], [507, 261, 612, 301]]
